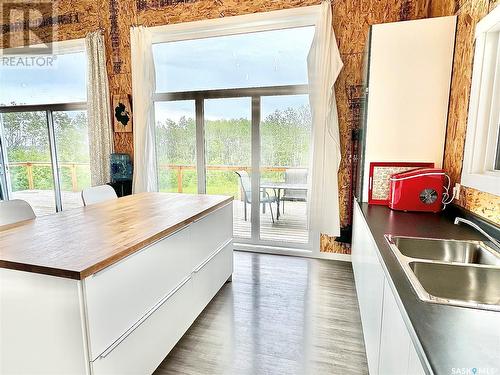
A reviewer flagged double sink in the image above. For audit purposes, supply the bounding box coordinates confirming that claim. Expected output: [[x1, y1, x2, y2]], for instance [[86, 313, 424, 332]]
[[385, 236, 500, 311]]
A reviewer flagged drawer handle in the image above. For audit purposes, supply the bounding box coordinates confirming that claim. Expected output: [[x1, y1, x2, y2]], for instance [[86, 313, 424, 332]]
[[98, 275, 192, 359], [193, 239, 232, 273]]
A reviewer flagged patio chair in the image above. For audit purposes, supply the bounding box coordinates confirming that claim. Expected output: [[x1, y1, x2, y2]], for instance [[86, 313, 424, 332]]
[[0, 199, 36, 226], [235, 171, 276, 223], [282, 168, 308, 214], [81, 185, 118, 206]]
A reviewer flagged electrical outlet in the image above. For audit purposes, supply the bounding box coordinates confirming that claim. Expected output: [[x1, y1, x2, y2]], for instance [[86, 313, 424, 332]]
[[454, 183, 461, 200]]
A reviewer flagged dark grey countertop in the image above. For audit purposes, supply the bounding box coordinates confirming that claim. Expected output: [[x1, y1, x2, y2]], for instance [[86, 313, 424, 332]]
[[358, 203, 500, 375]]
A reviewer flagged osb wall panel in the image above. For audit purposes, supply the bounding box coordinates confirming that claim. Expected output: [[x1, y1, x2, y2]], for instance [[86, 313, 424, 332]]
[[320, 0, 429, 252], [430, 0, 500, 225], [0, 0, 430, 253], [321, 233, 350, 254], [137, 0, 320, 27], [0, 1, 101, 49], [456, 187, 500, 224], [429, 0, 497, 15]]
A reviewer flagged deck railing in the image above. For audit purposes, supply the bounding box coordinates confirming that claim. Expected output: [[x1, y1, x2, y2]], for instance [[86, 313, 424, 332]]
[[158, 165, 292, 193], [7, 162, 302, 193], [8, 162, 89, 192]]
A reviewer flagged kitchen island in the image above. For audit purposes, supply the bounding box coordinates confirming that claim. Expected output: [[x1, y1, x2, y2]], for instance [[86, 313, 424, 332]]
[[0, 192, 233, 374]]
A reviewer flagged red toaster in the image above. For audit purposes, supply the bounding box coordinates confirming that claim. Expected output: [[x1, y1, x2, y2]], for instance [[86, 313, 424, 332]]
[[388, 168, 446, 213]]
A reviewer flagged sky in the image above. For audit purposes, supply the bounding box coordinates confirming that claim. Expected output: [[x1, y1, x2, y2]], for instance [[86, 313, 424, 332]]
[[0, 26, 315, 119], [0, 52, 87, 106], [153, 26, 315, 120]]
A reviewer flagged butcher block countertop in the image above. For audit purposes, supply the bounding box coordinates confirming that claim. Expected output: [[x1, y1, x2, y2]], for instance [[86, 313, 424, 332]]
[[0, 193, 233, 280]]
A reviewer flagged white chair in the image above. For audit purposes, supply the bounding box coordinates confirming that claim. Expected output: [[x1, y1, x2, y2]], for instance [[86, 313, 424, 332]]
[[81, 185, 118, 206], [0, 199, 36, 226]]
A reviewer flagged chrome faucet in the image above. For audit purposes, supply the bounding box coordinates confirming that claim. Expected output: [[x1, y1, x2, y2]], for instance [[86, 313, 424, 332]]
[[454, 217, 500, 253]]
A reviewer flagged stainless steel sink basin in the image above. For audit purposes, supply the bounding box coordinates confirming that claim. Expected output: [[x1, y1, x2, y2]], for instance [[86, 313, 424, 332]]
[[385, 235, 500, 311], [392, 237, 500, 266], [409, 262, 500, 307]]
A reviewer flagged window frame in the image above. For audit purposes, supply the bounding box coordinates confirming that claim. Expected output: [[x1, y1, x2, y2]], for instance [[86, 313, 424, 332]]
[[461, 6, 500, 196], [0, 38, 88, 212], [151, 7, 320, 252]]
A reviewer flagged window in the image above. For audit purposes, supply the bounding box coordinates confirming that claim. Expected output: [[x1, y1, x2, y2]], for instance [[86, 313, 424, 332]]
[[462, 6, 500, 196], [151, 7, 319, 250], [155, 100, 198, 193], [0, 41, 86, 106], [0, 40, 89, 215], [153, 27, 314, 92]]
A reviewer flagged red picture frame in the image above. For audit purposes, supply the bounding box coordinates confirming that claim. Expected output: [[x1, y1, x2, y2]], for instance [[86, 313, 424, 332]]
[[368, 162, 435, 205]]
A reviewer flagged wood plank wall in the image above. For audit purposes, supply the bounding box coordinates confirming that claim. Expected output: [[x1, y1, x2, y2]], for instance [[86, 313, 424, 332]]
[[429, 0, 500, 225], [0, 0, 429, 253]]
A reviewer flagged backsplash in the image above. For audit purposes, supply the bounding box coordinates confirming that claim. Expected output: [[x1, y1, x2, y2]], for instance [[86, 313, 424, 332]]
[[456, 187, 500, 225]]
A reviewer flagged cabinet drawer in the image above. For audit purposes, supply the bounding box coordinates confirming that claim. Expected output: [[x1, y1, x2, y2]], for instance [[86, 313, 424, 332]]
[[191, 240, 233, 318], [91, 276, 197, 375], [84, 225, 194, 361], [91, 241, 233, 375], [190, 204, 232, 269]]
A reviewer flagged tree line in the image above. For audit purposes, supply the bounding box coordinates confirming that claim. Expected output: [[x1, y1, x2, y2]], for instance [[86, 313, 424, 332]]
[[1, 105, 311, 196]]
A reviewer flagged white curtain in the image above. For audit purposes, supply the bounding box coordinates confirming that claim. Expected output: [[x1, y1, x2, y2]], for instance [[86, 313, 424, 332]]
[[85, 31, 114, 186], [131, 26, 158, 193], [307, 1, 344, 237]]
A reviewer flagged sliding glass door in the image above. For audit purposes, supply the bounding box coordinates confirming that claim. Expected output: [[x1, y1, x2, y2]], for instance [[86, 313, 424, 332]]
[[205, 98, 252, 239], [155, 101, 198, 194], [0, 39, 88, 215], [260, 95, 312, 244], [152, 23, 315, 251], [0, 111, 57, 215], [0, 106, 88, 216], [154, 90, 312, 249], [0, 136, 6, 201], [53, 110, 91, 210]]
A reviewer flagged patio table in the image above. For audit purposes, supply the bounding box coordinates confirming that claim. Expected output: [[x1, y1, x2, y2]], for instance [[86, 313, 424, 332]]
[[260, 182, 308, 220]]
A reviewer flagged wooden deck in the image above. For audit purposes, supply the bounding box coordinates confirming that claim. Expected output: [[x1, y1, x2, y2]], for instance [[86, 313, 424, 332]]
[[10, 190, 83, 216], [11, 190, 308, 244], [233, 200, 308, 244]]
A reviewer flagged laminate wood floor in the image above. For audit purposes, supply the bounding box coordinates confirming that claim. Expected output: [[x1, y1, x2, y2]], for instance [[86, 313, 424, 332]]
[[154, 251, 368, 375]]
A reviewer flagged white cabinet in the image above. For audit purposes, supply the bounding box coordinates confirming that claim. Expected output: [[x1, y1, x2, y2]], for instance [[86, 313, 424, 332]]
[[408, 341, 427, 375], [352, 203, 385, 375], [360, 16, 456, 202], [84, 226, 194, 361], [0, 269, 88, 374], [91, 276, 197, 375], [379, 279, 427, 375], [352, 203, 427, 375], [87, 204, 233, 373], [379, 278, 413, 374], [0, 200, 233, 375], [90, 238, 233, 375]]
